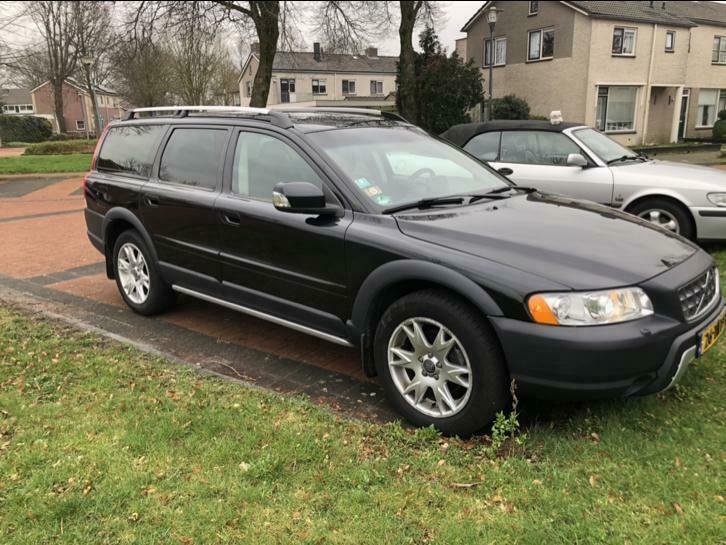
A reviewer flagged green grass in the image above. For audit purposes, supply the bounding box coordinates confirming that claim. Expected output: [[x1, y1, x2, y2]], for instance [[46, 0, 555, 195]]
[[0, 154, 91, 174], [1, 254, 725, 543]]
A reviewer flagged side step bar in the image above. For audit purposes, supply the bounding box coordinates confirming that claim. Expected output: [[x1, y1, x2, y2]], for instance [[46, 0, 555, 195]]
[[172, 285, 354, 348]]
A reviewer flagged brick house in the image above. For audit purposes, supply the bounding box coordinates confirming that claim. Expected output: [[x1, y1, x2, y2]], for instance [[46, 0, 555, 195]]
[[31, 78, 125, 136], [459, 0, 726, 145]]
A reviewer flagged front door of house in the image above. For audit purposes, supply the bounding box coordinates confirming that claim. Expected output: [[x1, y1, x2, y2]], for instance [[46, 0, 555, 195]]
[[678, 89, 690, 141], [280, 79, 295, 103]]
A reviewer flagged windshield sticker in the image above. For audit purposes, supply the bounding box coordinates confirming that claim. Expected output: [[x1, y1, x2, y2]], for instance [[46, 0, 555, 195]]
[[374, 194, 392, 205], [364, 186, 382, 197], [355, 177, 371, 189]]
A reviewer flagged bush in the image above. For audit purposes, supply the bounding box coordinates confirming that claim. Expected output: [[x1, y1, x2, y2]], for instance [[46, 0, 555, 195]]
[[23, 139, 97, 155], [490, 95, 530, 120], [47, 133, 70, 141], [718, 109, 726, 121], [528, 114, 549, 121], [0, 115, 53, 143], [714, 119, 726, 142]]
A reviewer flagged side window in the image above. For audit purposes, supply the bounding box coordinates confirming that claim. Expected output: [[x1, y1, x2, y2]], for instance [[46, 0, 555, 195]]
[[463, 131, 500, 161], [500, 131, 581, 166], [97, 125, 166, 178], [159, 128, 228, 190], [232, 132, 329, 201]]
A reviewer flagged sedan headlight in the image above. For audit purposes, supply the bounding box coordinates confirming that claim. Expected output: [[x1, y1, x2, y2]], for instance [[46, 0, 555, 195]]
[[707, 193, 726, 207], [527, 287, 653, 326]]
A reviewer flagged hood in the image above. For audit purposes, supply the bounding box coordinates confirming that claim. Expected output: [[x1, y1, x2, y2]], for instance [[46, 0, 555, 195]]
[[396, 193, 698, 290], [615, 160, 726, 190]]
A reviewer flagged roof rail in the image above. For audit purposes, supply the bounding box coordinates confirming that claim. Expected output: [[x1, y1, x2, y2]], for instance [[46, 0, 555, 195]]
[[269, 106, 409, 123], [123, 105, 293, 128]]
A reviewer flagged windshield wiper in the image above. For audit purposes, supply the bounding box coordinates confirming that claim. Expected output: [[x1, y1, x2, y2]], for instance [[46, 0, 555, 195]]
[[468, 185, 537, 204], [606, 154, 642, 165], [382, 196, 466, 214]]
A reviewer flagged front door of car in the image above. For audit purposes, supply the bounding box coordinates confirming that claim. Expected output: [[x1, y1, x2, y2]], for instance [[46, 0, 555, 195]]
[[140, 126, 230, 285], [482, 130, 614, 205], [215, 128, 353, 335]]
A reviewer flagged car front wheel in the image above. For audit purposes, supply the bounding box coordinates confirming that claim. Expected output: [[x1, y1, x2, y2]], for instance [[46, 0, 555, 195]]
[[374, 289, 509, 436], [629, 198, 694, 240]]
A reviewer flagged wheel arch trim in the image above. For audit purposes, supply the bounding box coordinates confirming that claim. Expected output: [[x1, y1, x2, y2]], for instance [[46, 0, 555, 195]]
[[102, 208, 158, 277]]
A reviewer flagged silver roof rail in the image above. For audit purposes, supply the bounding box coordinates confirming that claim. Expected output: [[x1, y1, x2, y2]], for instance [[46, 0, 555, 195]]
[[123, 105, 293, 128]]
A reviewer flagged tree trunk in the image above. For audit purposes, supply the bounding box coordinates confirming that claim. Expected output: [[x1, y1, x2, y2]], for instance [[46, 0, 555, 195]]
[[250, 2, 280, 108], [52, 77, 67, 133], [83, 64, 102, 135], [398, 1, 420, 123]]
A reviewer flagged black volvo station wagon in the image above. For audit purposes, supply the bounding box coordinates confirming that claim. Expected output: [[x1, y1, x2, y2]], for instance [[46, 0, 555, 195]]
[[83, 106, 725, 436]]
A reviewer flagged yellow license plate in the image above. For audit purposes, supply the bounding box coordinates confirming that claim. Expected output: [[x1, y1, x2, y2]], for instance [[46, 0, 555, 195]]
[[697, 309, 726, 357]]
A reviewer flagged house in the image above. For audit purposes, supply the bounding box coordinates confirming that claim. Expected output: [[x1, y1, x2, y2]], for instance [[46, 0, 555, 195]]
[[459, 0, 726, 145], [30, 78, 125, 135], [1, 88, 35, 115], [238, 43, 398, 108]]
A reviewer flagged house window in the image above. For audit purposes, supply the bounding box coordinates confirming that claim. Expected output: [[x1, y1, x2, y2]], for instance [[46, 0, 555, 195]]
[[529, 1, 539, 15], [713, 36, 726, 64], [370, 80, 383, 95], [612, 27, 637, 56], [528, 28, 554, 61], [342, 80, 356, 95], [596, 86, 638, 132], [484, 37, 507, 66], [665, 31, 675, 52], [697, 89, 721, 127], [76, 120, 86, 131], [312, 79, 327, 95], [246, 81, 252, 97]]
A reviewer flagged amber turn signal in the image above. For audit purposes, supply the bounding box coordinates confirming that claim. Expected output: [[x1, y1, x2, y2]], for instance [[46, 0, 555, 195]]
[[527, 294, 559, 325]]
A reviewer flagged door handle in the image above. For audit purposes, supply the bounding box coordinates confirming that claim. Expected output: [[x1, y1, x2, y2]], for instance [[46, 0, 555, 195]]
[[143, 195, 160, 207], [497, 167, 514, 176], [221, 211, 241, 226]]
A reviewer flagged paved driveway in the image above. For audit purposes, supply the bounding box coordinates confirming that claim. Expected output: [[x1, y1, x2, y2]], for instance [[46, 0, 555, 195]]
[[0, 174, 393, 421]]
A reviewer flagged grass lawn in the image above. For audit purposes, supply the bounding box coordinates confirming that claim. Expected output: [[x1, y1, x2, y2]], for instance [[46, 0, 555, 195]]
[[0, 254, 724, 543], [0, 154, 91, 174]]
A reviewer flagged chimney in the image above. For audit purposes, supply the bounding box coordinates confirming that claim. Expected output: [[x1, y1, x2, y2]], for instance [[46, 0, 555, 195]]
[[313, 42, 321, 62], [365, 46, 378, 58], [250, 42, 260, 55]]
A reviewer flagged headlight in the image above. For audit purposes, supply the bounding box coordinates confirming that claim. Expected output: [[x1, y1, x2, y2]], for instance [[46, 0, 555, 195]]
[[707, 193, 726, 207], [527, 287, 653, 326]]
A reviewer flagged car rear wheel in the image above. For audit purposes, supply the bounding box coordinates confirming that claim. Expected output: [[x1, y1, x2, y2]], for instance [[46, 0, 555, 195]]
[[374, 289, 509, 437], [113, 230, 175, 315], [629, 198, 694, 240]]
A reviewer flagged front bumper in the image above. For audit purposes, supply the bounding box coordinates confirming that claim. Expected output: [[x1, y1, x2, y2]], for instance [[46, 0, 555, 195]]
[[692, 206, 726, 240], [489, 297, 724, 400]]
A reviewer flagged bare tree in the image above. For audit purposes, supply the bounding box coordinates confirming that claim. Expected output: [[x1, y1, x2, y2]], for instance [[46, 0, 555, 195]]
[[26, 1, 78, 133], [311, 1, 387, 54], [211, 45, 242, 105]]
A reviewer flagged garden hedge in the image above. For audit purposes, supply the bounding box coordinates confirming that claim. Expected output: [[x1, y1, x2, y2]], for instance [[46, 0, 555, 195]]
[[23, 139, 97, 155], [713, 110, 726, 142], [0, 115, 53, 143]]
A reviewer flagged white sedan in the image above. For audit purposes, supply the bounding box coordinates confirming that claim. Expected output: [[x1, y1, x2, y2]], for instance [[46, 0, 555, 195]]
[[441, 119, 726, 241]]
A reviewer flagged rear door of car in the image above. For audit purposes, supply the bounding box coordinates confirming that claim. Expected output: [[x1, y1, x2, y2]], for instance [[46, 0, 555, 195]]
[[466, 130, 614, 205], [214, 126, 353, 336], [139, 124, 231, 288]]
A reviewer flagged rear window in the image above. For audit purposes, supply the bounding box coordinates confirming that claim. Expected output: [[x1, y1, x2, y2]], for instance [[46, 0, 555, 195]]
[[96, 125, 166, 178], [159, 128, 228, 190], [463, 131, 500, 161]]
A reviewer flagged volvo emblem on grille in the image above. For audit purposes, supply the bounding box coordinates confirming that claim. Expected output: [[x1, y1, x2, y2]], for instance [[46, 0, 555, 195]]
[[694, 270, 712, 316]]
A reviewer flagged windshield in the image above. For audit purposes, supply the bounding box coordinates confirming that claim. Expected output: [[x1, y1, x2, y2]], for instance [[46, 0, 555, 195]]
[[308, 126, 509, 209], [573, 127, 639, 163]]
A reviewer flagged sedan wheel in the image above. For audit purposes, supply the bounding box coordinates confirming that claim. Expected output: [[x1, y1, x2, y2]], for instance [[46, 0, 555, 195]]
[[638, 209, 680, 234], [388, 317, 472, 418], [117, 242, 151, 304]]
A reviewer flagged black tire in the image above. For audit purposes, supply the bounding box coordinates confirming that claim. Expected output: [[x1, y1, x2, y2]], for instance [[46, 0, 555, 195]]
[[374, 289, 510, 437], [628, 198, 695, 241], [112, 229, 175, 315]]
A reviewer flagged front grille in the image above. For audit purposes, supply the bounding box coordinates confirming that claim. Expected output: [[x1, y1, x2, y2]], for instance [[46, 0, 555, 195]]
[[678, 267, 719, 321]]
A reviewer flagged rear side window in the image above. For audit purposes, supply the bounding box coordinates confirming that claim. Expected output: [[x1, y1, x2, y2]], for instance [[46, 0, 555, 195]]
[[159, 128, 228, 190], [96, 125, 166, 177], [463, 131, 500, 161]]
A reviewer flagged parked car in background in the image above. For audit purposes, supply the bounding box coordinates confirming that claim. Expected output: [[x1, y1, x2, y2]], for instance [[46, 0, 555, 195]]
[[441, 120, 726, 241], [84, 106, 724, 436]]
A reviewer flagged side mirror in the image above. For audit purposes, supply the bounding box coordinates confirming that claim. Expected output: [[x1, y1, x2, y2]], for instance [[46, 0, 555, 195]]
[[272, 182, 342, 217], [566, 153, 588, 168]]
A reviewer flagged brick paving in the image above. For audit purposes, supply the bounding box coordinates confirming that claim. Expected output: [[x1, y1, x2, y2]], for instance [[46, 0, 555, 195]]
[[0, 175, 385, 420], [0, 147, 25, 157]]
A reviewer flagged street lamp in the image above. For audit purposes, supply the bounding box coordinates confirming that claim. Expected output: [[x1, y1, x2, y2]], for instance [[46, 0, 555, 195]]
[[81, 54, 102, 137], [485, 6, 499, 121]]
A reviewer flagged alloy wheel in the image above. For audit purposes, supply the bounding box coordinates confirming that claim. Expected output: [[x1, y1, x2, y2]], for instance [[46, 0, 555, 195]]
[[638, 209, 680, 233], [387, 317, 473, 418], [117, 242, 151, 304]]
